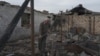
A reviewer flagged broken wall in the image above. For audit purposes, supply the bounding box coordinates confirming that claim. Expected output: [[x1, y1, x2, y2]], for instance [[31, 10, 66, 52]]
[[0, 2, 53, 41], [0, 3, 30, 41], [63, 14, 100, 34]]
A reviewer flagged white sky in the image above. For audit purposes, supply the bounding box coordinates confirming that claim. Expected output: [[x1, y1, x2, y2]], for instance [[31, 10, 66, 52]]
[[1, 0, 100, 13]]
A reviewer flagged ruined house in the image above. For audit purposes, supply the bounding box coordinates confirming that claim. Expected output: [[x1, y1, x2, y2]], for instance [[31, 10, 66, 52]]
[[62, 4, 100, 35], [0, 1, 52, 41]]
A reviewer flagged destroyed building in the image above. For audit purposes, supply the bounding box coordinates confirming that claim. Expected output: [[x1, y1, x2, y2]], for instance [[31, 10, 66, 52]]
[[0, 1, 53, 41], [0, 1, 100, 56], [0, 1, 100, 41], [61, 4, 100, 35]]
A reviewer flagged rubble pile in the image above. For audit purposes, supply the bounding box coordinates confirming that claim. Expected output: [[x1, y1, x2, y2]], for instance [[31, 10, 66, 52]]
[[0, 32, 100, 56], [0, 36, 39, 56], [46, 32, 100, 56]]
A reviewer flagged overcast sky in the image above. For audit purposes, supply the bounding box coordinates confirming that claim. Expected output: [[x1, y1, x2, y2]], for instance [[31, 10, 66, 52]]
[[1, 0, 100, 13]]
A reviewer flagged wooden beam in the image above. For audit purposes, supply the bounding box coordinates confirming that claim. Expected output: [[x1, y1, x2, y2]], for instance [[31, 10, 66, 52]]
[[71, 15, 73, 27], [30, 0, 35, 56], [89, 16, 92, 34], [60, 11, 63, 42], [0, 0, 30, 52], [93, 16, 95, 35]]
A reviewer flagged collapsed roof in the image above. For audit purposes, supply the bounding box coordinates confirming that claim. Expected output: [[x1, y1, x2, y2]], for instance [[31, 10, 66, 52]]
[[69, 4, 100, 15], [0, 1, 10, 6]]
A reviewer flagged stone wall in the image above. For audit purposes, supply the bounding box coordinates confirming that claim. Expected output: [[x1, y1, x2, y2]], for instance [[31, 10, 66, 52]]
[[63, 15, 100, 34], [0, 4, 31, 41], [0, 2, 52, 41]]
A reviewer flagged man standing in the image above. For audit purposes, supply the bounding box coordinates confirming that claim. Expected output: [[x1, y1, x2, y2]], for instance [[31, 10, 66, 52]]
[[38, 16, 51, 56], [40, 16, 51, 35]]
